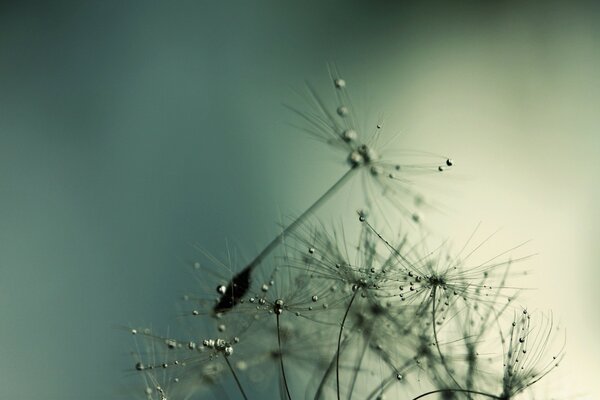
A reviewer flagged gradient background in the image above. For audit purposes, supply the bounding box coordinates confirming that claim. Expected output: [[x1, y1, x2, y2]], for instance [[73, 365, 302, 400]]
[[1, 1, 599, 399]]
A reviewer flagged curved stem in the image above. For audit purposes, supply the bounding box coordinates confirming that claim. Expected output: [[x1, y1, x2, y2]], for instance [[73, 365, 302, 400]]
[[215, 168, 358, 313], [347, 328, 372, 400], [337, 290, 359, 400], [224, 356, 249, 400], [314, 340, 345, 400], [411, 388, 502, 400], [276, 313, 293, 400]]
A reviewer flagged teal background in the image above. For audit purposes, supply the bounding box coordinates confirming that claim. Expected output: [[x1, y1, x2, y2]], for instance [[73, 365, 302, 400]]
[[1, 1, 599, 399]]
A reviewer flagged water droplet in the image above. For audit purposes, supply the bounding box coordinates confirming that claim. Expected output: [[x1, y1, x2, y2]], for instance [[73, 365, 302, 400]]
[[348, 150, 363, 167], [135, 362, 145, 371], [438, 166, 445, 172], [519, 337, 525, 343], [261, 284, 269, 292], [396, 373, 403, 381], [216, 285, 226, 295], [342, 129, 357, 142], [274, 299, 284, 315], [337, 106, 349, 116], [334, 78, 346, 89], [311, 295, 318, 302], [446, 158, 453, 167], [370, 165, 383, 176], [224, 346, 234, 356], [308, 247, 315, 254], [218, 324, 226, 332], [131, 329, 137, 335]]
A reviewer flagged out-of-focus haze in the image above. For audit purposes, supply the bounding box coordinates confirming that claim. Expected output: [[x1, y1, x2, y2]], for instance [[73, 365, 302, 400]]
[[1, 1, 598, 399]]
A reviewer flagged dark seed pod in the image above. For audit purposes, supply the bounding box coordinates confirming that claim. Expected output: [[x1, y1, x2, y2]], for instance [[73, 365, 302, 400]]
[[213, 266, 252, 313]]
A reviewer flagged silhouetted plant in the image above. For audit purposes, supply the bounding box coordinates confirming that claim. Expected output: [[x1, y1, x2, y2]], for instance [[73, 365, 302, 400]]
[[126, 70, 564, 400]]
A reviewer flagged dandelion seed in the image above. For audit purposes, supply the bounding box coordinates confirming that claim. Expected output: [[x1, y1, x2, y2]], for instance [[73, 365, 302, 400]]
[[213, 68, 454, 312], [499, 312, 565, 399]]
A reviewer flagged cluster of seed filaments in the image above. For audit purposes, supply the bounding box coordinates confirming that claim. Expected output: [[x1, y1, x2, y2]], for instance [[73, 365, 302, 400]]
[[334, 76, 453, 175]]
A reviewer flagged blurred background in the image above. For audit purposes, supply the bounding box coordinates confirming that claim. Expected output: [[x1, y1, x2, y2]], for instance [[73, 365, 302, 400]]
[[1, 1, 599, 398]]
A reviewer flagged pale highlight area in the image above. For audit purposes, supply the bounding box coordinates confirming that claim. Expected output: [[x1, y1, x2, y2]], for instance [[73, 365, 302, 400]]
[[368, 13, 599, 398]]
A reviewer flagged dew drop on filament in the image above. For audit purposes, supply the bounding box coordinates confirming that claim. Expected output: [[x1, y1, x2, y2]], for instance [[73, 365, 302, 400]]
[[334, 78, 346, 89], [337, 106, 349, 116]]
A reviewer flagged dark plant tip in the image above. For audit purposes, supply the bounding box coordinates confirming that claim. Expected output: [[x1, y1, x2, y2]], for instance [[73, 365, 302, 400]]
[[213, 266, 252, 314]]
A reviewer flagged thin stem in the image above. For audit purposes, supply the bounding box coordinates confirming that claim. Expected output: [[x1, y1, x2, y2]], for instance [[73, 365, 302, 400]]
[[337, 290, 359, 400], [431, 286, 461, 389], [365, 373, 397, 400], [314, 338, 348, 400], [215, 167, 358, 313], [276, 313, 293, 400], [247, 167, 357, 272], [224, 356, 249, 400], [364, 359, 413, 400], [411, 388, 502, 400], [347, 328, 372, 400]]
